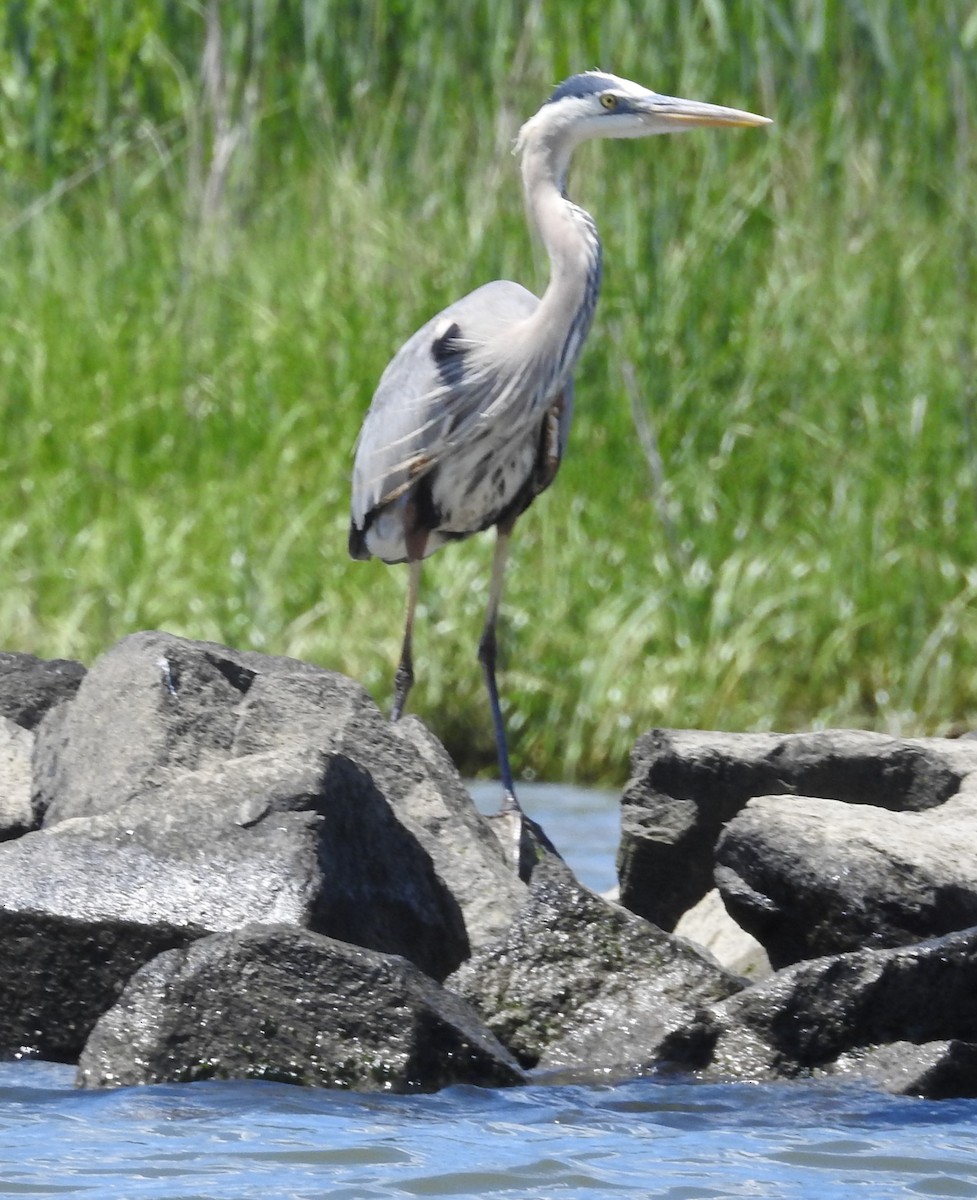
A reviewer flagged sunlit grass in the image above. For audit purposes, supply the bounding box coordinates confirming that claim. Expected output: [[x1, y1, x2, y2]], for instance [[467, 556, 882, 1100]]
[[3, 3, 977, 783]]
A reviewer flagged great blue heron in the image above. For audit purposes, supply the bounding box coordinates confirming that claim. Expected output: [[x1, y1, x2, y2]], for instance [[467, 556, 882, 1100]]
[[349, 71, 770, 814]]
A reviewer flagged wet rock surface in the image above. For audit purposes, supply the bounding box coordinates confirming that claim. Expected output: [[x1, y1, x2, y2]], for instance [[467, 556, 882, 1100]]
[[450, 858, 743, 1072], [78, 925, 527, 1093], [0, 746, 468, 1059], [660, 927, 977, 1096]]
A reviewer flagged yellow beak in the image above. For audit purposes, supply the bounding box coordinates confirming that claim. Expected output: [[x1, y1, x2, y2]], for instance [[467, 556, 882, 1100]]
[[642, 94, 772, 129]]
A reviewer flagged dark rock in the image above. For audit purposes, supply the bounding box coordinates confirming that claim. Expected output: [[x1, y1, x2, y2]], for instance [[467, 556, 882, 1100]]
[[617, 729, 976, 931], [450, 858, 743, 1071], [0, 717, 34, 840], [77, 925, 527, 1092], [0, 908, 188, 1063], [715, 793, 977, 967], [0, 747, 470, 1059], [0, 651, 85, 731], [660, 926, 977, 1099]]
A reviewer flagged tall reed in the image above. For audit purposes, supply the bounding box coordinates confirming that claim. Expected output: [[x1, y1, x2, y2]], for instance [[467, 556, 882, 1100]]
[[2, 2, 977, 781]]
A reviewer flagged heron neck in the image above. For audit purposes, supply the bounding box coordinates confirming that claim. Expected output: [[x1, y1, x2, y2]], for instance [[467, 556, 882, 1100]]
[[519, 136, 603, 376]]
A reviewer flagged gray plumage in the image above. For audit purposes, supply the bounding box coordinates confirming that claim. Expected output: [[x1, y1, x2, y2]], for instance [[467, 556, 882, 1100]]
[[348, 71, 770, 816], [348, 279, 573, 564]]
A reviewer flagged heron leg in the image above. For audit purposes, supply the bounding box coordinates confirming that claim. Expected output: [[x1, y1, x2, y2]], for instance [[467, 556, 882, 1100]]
[[392, 556, 423, 722], [478, 524, 520, 812]]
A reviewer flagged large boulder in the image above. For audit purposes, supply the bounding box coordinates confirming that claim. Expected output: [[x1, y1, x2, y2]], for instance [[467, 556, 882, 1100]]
[[715, 792, 977, 967], [34, 630, 337, 825], [660, 926, 977, 1098], [450, 859, 743, 1072], [617, 729, 977, 931], [35, 631, 525, 949], [77, 925, 527, 1092]]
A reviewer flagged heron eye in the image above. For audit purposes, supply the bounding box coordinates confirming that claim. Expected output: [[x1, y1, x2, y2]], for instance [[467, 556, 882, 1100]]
[[599, 93, 618, 110]]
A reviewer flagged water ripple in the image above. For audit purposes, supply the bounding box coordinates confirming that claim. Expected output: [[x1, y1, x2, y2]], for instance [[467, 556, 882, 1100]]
[[3, 1063, 977, 1199]]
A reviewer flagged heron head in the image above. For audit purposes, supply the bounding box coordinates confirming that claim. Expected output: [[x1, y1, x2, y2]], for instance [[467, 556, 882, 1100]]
[[522, 71, 771, 149]]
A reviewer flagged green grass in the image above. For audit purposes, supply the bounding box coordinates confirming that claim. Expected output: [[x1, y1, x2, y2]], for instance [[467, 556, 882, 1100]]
[[3, 2, 977, 783]]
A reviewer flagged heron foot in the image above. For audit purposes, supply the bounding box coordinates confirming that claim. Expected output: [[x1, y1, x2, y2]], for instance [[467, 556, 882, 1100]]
[[499, 785, 521, 816]]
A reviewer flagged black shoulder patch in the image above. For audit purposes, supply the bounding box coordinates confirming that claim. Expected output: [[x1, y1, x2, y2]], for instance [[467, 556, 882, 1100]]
[[431, 321, 466, 387], [545, 72, 618, 106], [431, 321, 462, 362]]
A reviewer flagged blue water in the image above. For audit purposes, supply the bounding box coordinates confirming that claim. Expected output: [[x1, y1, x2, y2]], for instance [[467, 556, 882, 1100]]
[[4, 785, 977, 1199], [4, 1061, 977, 1198]]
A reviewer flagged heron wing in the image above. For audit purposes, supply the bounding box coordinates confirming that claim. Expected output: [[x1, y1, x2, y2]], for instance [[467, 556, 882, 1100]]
[[350, 280, 540, 527]]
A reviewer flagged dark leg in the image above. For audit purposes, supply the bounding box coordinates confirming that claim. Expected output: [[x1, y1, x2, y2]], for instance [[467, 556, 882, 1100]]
[[478, 525, 520, 812], [392, 557, 423, 722]]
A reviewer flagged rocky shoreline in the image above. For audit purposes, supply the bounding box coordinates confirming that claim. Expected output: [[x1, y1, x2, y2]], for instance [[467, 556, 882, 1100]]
[[2, 631, 977, 1098]]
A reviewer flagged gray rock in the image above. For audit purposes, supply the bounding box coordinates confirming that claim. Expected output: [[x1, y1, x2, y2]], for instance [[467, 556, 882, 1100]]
[[36, 631, 524, 950], [450, 859, 743, 1071], [0, 717, 34, 839], [826, 1040, 977, 1099], [35, 631, 318, 826], [0, 651, 85, 730], [660, 926, 977, 1099], [715, 794, 977, 967], [339, 716, 528, 936], [617, 728, 975, 931], [77, 925, 527, 1092], [0, 748, 469, 1059], [230, 668, 543, 894]]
